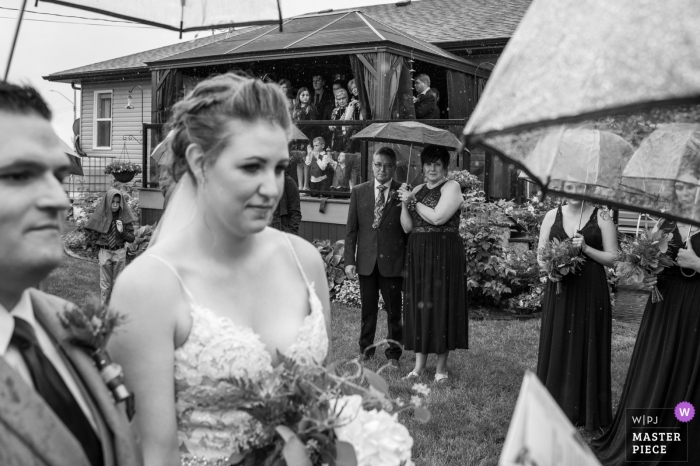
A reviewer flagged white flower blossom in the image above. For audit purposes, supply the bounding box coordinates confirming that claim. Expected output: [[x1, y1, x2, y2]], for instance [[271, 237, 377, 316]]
[[410, 395, 422, 407], [332, 395, 414, 466], [411, 383, 430, 397]]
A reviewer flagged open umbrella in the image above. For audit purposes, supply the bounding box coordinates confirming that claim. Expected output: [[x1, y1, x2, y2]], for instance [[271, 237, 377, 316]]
[[353, 121, 461, 150], [462, 0, 700, 225], [58, 139, 84, 176], [352, 121, 462, 184], [5, 0, 283, 79], [618, 124, 700, 223], [291, 124, 309, 142]]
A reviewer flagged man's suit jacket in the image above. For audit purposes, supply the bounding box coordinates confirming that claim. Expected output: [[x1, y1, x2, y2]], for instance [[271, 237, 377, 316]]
[[312, 90, 334, 121], [0, 289, 142, 466], [345, 179, 408, 277], [414, 92, 439, 119]]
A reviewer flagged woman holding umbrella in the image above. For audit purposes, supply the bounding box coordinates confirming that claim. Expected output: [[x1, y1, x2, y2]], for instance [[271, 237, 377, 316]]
[[593, 168, 700, 465], [398, 145, 468, 383], [535, 178, 618, 432]]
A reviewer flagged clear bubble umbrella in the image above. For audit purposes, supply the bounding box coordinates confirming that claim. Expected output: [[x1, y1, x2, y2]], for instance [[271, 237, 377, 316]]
[[618, 123, 700, 224], [462, 0, 700, 225]]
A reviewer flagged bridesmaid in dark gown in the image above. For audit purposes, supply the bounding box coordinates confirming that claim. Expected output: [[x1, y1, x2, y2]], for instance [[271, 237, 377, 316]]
[[592, 219, 700, 465], [536, 183, 618, 431]]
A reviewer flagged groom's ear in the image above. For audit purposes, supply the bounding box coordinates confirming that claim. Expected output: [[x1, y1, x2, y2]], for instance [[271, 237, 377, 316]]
[[185, 143, 206, 184]]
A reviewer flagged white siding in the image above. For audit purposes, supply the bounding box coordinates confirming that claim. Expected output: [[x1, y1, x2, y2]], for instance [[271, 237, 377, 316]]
[[81, 79, 152, 162], [80, 79, 152, 191]]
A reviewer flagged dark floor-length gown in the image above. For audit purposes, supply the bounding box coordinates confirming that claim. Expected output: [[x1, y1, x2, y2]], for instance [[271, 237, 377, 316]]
[[592, 220, 700, 465], [403, 181, 469, 354], [537, 206, 613, 431]]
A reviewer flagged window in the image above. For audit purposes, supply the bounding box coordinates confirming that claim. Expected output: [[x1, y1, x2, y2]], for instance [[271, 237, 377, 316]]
[[94, 91, 112, 149]]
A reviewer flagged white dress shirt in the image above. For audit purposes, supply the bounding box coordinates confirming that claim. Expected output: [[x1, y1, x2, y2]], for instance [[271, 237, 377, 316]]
[[374, 178, 393, 205], [0, 289, 96, 428]]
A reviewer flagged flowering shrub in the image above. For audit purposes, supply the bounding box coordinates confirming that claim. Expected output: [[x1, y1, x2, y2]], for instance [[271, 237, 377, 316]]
[[446, 170, 482, 193], [104, 161, 142, 174], [312, 239, 346, 300]]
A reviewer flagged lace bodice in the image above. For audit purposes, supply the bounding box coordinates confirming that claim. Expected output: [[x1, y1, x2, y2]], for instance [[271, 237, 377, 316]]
[[147, 235, 329, 465], [410, 181, 461, 233]]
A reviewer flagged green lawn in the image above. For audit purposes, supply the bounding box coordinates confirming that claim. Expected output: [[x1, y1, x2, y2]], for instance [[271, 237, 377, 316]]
[[43, 255, 640, 466]]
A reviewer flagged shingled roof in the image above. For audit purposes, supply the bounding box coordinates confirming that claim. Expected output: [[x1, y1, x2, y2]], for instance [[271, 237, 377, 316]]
[[45, 0, 531, 81], [346, 0, 530, 43], [44, 27, 262, 81]]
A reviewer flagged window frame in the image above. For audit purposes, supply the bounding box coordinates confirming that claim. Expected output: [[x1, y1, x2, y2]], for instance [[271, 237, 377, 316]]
[[93, 90, 113, 150]]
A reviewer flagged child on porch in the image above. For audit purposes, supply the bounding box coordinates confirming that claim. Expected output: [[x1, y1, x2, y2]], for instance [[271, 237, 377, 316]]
[[305, 136, 335, 194]]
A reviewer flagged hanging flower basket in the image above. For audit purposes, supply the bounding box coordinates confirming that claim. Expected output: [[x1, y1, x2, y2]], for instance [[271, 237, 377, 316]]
[[105, 161, 142, 183]]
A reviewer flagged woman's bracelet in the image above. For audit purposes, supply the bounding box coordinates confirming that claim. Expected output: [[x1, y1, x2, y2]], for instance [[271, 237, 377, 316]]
[[406, 199, 418, 211]]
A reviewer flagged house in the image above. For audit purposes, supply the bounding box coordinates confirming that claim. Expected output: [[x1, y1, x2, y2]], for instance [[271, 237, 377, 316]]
[[44, 0, 533, 237]]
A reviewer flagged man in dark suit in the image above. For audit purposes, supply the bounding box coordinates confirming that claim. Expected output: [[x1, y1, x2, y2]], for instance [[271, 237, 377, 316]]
[[311, 74, 335, 120], [0, 82, 142, 466], [270, 173, 302, 235], [413, 74, 440, 119], [345, 147, 407, 367]]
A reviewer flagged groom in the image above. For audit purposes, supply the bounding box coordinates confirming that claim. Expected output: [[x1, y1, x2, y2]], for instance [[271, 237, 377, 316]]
[[0, 82, 142, 466], [345, 147, 407, 367]]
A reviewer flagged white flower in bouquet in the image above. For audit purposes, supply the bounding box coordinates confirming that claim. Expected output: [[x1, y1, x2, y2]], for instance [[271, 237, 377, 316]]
[[333, 395, 415, 466]]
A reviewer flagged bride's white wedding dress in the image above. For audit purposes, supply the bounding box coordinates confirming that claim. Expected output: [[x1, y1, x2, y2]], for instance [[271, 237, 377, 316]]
[[146, 235, 328, 466]]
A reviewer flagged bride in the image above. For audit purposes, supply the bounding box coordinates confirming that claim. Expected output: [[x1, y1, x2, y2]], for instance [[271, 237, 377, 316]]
[[108, 73, 331, 466]]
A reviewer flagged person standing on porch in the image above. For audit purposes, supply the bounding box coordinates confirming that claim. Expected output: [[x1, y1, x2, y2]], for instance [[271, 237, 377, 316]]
[[311, 75, 334, 121], [344, 147, 407, 368], [85, 189, 136, 304], [413, 74, 439, 120]]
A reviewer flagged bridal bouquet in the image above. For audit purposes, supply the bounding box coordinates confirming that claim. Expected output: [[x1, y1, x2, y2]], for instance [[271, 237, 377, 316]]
[[615, 229, 676, 303], [538, 238, 587, 294], [226, 348, 430, 466]]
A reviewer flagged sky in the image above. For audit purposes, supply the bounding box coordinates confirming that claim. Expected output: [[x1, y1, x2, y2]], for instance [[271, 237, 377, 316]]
[[0, 0, 399, 145]]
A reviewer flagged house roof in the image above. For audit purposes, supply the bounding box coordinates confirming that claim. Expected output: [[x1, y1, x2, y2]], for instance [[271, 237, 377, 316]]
[[44, 27, 261, 82], [149, 11, 477, 73], [45, 0, 531, 81], [332, 0, 532, 44]]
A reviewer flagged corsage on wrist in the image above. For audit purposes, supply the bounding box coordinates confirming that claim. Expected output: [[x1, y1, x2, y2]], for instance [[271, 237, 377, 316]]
[[407, 200, 418, 211]]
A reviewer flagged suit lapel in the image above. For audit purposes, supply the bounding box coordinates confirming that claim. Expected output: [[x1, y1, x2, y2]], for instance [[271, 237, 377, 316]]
[[0, 351, 90, 466], [31, 290, 142, 466]]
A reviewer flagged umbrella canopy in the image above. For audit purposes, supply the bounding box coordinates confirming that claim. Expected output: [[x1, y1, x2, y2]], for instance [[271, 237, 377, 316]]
[[462, 0, 700, 225], [352, 121, 461, 150], [524, 128, 634, 192], [618, 124, 700, 221], [290, 124, 309, 142], [35, 0, 282, 33], [58, 139, 84, 176]]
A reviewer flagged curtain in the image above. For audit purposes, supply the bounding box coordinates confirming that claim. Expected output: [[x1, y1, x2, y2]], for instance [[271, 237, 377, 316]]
[[446, 70, 470, 119], [349, 55, 371, 120]]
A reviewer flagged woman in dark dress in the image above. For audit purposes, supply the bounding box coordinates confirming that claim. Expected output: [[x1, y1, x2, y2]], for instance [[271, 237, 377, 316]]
[[592, 212, 700, 465], [398, 145, 468, 383], [291, 87, 318, 190], [536, 181, 618, 431]]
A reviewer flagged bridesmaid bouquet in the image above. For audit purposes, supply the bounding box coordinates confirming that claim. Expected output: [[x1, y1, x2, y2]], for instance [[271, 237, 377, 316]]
[[225, 346, 430, 466], [59, 299, 134, 418], [538, 238, 587, 294], [615, 229, 676, 303]]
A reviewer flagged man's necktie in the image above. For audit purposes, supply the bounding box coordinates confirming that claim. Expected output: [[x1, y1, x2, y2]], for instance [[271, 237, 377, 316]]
[[11, 317, 104, 466], [372, 185, 387, 229], [107, 220, 118, 249]]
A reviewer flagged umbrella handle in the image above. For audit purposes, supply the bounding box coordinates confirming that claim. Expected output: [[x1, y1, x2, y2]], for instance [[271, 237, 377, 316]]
[[406, 144, 413, 185], [577, 200, 585, 232]]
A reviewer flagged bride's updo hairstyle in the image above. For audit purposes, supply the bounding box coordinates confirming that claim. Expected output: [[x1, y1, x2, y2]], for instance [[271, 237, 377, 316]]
[[168, 72, 291, 184]]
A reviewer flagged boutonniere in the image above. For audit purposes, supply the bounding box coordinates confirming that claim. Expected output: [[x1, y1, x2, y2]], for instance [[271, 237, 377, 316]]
[[60, 299, 135, 419]]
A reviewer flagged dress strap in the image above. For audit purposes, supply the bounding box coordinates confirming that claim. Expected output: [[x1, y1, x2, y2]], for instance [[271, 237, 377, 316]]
[[144, 254, 198, 308], [283, 234, 312, 290]]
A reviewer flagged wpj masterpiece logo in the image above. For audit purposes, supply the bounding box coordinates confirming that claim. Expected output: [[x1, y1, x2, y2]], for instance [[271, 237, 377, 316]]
[[626, 402, 695, 462]]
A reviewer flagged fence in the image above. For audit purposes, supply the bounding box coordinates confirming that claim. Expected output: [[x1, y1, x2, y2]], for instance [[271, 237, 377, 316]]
[[63, 155, 115, 200]]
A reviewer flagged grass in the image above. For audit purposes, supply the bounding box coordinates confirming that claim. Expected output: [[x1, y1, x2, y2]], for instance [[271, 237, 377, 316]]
[[44, 256, 641, 466]]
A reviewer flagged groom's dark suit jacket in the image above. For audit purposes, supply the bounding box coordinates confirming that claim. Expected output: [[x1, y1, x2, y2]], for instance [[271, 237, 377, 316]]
[[345, 179, 408, 277], [0, 289, 142, 466]]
